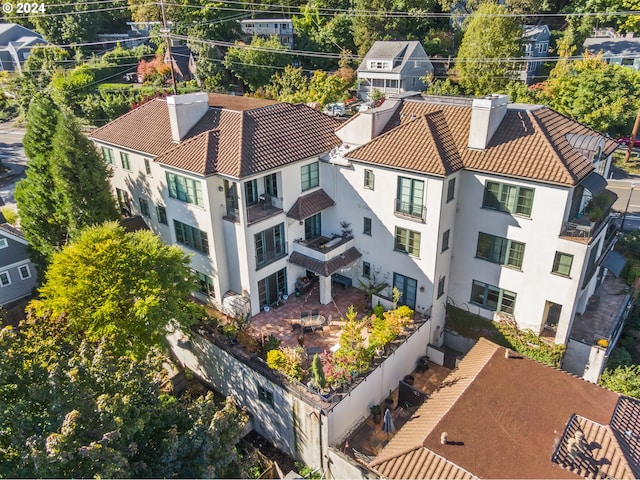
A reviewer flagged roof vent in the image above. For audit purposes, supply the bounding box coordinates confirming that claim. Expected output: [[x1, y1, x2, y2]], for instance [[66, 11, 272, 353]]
[[441, 432, 448, 445]]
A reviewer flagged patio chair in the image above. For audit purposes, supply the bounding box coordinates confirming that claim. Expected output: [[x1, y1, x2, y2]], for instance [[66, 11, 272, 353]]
[[311, 309, 319, 318], [301, 311, 309, 320], [322, 315, 338, 335]]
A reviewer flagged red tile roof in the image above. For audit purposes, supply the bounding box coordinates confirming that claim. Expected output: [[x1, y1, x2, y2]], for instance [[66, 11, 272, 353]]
[[369, 338, 634, 479], [90, 95, 341, 178], [347, 98, 617, 186], [288, 246, 361, 277]]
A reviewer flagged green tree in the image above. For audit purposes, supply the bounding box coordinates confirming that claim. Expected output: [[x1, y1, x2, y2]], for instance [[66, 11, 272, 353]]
[[224, 36, 291, 92], [34, 222, 203, 358], [535, 53, 640, 136], [16, 100, 119, 266], [266, 66, 354, 105], [455, 2, 524, 95], [600, 364, 640, 398], [0, 311, 248, 478], [352, 0, 445, 55], [15, 95, 66, 268]]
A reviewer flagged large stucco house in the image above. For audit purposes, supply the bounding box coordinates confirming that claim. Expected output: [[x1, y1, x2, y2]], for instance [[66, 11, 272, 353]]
[[90, 91, 622, 380]]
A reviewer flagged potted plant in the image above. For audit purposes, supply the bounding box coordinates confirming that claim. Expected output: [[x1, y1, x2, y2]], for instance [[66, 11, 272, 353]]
[[370, 404, 381, 424], [384, 390, 394, 409]]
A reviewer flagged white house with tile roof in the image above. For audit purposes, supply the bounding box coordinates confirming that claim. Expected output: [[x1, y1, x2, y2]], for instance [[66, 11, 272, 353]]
[[91, 91, 621, 382], [357, 41, 434, 101]]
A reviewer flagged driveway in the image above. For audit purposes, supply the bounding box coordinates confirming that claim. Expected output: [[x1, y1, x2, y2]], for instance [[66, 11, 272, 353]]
[[0, 124, 27, 208]]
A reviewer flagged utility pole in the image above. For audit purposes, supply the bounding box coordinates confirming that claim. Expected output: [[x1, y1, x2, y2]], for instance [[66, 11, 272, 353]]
[[623, 108, 640, 163], [160, 0, 178, 95]]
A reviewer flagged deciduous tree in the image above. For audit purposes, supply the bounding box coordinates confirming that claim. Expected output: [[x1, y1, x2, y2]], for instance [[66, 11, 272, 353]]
[[0, 311, 248, 478], [454, 2, 523, 95], [35, 222, 202, 358], [600, 364, 640, 398], [224, 36, 291, 92]]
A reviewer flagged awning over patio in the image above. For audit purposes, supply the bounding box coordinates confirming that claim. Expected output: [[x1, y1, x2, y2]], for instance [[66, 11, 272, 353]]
[[287, 189, 335, 220], [579, 171, 607, 197], [601, 250, 627, 277], [289, 246, 361, 277]]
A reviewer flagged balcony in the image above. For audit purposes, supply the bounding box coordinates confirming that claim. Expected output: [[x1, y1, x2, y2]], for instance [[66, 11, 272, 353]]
[[560, 190, 617, 243], [255, 245, 288, 270], [394, 199, 426, 222], [292, 235, 355, 263], [247, 195, 284, 225]]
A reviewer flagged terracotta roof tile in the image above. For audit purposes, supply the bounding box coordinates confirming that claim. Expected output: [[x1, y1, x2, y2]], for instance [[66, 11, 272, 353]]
[[347, 111, 463, 176], [554, 415, 635, 479], [370, 338, 626, 479], [91, 96, 341, 178], [371, 447, 477, 479], [611, 396, 640, 477], [354, 98, 614, 186], [286, 189, 335, 220], [288, 246, 361, 277]]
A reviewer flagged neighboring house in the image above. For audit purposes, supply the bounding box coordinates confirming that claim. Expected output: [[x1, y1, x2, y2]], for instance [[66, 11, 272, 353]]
[[164, 45, 196, 82], [367, 338, 640, 479], [357, 41, 434, 101], [239, 18, 294, 48], [583, 33, 640, 70], [0, 23, 48, 73], [0, 211, 37, 307], [521, 24, 550, 84]]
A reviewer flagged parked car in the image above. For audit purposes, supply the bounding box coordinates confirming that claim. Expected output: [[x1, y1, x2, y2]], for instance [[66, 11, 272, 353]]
[[323, 103, 345, 117], [616, 137, 640, 148]]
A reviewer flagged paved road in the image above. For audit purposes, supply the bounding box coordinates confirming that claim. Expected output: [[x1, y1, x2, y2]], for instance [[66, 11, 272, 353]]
[[0, 126, 27, 208]]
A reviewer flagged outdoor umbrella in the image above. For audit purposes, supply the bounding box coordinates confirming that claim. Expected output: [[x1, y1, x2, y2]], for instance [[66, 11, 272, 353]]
[[382, 408, 395, 440]]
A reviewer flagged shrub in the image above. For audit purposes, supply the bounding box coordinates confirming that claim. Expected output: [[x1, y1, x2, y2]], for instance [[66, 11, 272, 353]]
[[494, 318, 565, 368], [369, 314, 395, 351], [373, 304, 385, 318], [310, 353, 327, 390], [267, 349, 287, 371], [0, 206, 17, 225], [395, 305, 414, 318], [607, 346, 633, 369], [267, 347, 304, 382]]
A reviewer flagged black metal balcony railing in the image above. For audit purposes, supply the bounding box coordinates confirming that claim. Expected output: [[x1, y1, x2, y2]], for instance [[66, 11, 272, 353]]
[[224, 205, 240, 223], [255, 245, 288, 270], [394, 199, 426, 222]]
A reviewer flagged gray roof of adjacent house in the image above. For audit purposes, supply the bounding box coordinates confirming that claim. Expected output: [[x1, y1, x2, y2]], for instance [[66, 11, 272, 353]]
[[0, 23, 48, 71], [523, 24, 550, 41], [357, 41, 432, 73], [583, 37, 640, 57]]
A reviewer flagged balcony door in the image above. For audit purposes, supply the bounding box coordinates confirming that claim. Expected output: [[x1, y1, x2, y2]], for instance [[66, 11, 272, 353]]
[[258, 268, 287, 308], [305, 213, 321, 240]]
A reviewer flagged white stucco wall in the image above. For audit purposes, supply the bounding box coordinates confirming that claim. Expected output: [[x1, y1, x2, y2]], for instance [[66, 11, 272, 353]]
[[449, 171, 591, 340]]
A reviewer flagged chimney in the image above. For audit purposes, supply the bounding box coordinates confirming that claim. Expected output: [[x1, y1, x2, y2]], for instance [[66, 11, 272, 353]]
[[468, 94, 508, 150], [441, 432, 448, 445], [167, 92, 210, 143]]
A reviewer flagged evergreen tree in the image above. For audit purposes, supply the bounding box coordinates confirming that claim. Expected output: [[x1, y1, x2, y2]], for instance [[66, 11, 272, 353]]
[[15, 96, 118, 268], [49, 109, 119, 235], [455, 2, 524, 95], [15, 95, 66, 268]]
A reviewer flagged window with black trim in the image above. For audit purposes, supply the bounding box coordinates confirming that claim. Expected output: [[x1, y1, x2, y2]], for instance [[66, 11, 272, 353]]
[[442, 229, 450, 252], [257, 385, 274, 406], [437, 276, 445, 298], [144, 158, 152, 175], [193, 270, 215, 298], [447, 178, 456, 202], [139, 198, 150, 217], [18, 264, 31, 280], [156, 205, 168, 225], [362, 261, 371, 279], [0, 238, 7, 249], [0, 271, 10, 287], [363, 217, 372, 236], [552, 252, 573, 277]]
